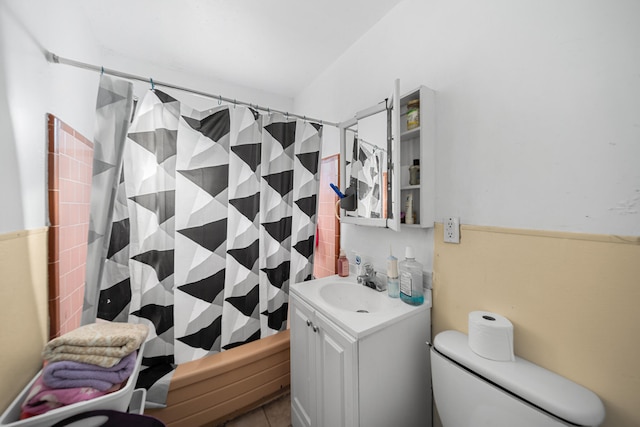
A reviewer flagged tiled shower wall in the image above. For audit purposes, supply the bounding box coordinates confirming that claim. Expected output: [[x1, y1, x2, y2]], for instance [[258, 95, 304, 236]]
[[313, 154, 340, 279], [47, 114, 93, 338]]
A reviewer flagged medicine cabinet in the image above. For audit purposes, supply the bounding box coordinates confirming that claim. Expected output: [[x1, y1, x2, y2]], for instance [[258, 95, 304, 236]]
[[338, 81, 435, 230]]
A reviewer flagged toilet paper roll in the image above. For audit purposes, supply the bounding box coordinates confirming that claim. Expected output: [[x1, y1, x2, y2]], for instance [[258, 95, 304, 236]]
[[468, 311, 515, 362]]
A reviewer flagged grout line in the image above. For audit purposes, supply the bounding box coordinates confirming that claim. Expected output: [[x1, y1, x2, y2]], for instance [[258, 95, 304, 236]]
[[264, 406, 272, 427]]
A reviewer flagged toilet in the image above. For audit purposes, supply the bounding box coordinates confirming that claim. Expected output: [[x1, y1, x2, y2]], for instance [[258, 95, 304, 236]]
[[430, 330, 605, 427]]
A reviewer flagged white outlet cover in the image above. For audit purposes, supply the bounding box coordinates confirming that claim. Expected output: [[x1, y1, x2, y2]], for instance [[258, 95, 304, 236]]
[[444, 217, 460, 243]]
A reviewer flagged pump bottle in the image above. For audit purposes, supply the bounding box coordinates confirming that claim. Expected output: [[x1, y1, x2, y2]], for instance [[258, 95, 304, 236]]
[[337, 249, 349, 277], [399, 246, 424, 305]]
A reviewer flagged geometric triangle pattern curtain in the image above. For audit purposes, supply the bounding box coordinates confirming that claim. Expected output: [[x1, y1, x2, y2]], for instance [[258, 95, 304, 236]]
[[351, 137, 383, 218], [91, 88, 322, 406], [82, 75, 134, 326]]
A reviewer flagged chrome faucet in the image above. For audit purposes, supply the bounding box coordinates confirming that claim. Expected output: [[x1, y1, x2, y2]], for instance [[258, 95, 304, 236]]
[[357, 263, 387, 292]]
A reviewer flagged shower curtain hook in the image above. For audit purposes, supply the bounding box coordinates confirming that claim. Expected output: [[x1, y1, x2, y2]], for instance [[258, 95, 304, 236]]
[[233, 99, 236, 109], [150, 78, 155, 90], [218, 95, 222, 105], [100, 66, 104, 76]]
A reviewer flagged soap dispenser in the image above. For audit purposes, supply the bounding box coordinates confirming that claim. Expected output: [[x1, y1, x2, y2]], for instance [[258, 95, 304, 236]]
[[337, 249, 349, 277], [399, 246, 424, 305]]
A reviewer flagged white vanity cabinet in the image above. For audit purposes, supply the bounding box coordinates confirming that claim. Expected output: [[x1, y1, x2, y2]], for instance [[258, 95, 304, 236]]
[[291, 295, 357, 427], [398, 85, 436, 228], [290, 278, 432, 427]]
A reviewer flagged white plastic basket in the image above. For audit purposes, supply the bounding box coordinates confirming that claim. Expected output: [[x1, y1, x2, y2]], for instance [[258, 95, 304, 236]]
[[0, 342, 146, 427]]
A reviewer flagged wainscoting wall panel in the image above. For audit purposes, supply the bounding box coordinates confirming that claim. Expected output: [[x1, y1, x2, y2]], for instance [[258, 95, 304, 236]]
[[432, 223, 640, 427], [0, 228, 48, 412]]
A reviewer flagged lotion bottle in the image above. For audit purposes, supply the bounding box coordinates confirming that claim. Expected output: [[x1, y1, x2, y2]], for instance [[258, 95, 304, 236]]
[[409, 159, 420, 185], [387, 247, 400, 298], [337, 249, 349, 277], [405, 193, 414, 225]]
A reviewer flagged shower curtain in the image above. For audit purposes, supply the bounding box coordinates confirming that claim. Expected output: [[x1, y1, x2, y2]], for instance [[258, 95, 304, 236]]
[[83, 75, 134, 326], [350, 137, 383, 218], [83, 78, 322, 405]]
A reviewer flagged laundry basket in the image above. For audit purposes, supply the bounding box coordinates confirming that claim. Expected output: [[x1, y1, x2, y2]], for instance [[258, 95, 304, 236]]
[[0, 342, 146, 427], [51, 409, 165, 427]]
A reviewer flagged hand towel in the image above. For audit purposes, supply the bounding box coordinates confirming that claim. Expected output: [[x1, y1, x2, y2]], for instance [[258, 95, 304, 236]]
[[43, 321, 148, 368], [42, 351, 136, 391]]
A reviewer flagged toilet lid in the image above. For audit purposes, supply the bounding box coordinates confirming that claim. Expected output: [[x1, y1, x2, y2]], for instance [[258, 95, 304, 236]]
[[433, 331, 605, 427]]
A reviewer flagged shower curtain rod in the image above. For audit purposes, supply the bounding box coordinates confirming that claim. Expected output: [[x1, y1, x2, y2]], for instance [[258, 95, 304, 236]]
[[46, 51, 339, 128], [357, 137, 387, 153]]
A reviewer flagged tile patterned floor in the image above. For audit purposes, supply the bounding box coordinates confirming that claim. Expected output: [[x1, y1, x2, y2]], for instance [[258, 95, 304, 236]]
[[223, 393, 291, 427]]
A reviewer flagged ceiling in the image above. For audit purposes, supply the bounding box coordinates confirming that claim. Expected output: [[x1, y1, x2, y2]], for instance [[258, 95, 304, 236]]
[[74, 0, 404, 98]]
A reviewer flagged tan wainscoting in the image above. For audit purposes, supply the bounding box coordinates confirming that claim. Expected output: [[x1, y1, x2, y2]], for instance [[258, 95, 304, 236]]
[[432, 223, 640, 427], [146, 330, 290, 427], [0, 228, 49, 413]]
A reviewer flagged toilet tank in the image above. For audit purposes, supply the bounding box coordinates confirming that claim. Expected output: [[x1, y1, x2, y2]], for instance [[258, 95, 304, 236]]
[[431, 330, 605, 427]]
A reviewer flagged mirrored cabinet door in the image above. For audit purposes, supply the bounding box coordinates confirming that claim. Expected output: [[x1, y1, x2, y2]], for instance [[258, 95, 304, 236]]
[[338, 80, 399, 229], [338, 81, 435, 230]]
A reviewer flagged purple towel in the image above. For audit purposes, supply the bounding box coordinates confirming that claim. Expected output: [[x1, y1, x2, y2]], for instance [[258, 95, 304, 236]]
[[42, 351, 136, 391], [21, 373, 113, 416]]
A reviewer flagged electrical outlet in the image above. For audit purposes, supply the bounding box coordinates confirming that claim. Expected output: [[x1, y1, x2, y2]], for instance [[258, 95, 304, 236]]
[[444, 217, 460, 243]]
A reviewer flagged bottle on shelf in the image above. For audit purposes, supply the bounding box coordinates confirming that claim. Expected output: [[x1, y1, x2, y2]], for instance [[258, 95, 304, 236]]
[[409, 159, 420, 185], [405, 194, 415, 225], [407, 99, 420, 130]]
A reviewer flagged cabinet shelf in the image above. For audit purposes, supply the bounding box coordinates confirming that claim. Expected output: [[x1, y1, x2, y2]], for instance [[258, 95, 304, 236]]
[[401, 223, 422, 229], [401, 184, 420, 191], [401, 126, 420, 140]]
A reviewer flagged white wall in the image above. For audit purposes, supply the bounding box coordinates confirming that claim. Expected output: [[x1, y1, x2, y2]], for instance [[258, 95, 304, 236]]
[[294, 0, 640, 271], [2, 0, 638, 258], [0, 0, 294, 235], [0, 1, 101, 234]]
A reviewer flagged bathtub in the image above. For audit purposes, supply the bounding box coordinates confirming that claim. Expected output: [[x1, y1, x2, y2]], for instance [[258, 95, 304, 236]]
[[145, 330, 290, 427]]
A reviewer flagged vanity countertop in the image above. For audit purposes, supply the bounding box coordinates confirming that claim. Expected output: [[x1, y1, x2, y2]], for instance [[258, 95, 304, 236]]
[[290, 274, 431, 339]]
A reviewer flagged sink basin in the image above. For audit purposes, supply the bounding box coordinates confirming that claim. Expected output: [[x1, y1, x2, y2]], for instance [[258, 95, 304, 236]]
[[319, 282, 385, 313], [290, 275, 431, 339]]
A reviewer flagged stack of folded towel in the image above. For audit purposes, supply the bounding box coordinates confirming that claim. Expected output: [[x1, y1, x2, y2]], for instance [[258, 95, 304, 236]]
[[20, 321, 148, 418]]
